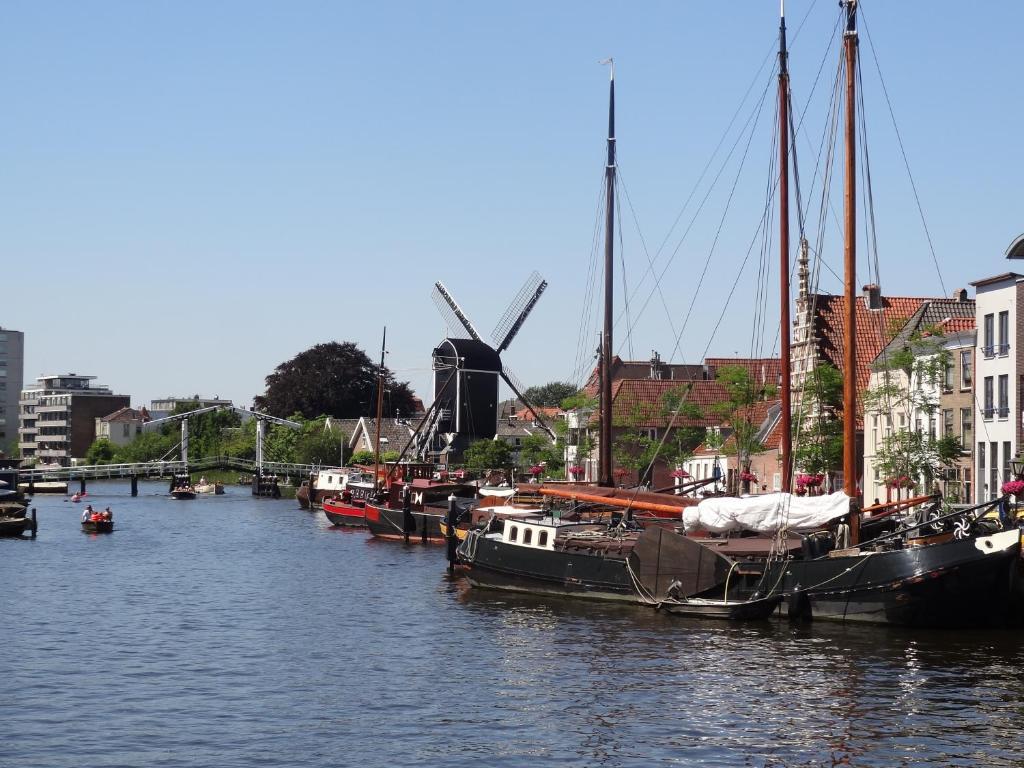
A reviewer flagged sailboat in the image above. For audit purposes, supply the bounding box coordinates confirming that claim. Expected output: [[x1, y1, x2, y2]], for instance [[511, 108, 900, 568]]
[[676, 0, 1023, 627], [456, 65, 779, 618]]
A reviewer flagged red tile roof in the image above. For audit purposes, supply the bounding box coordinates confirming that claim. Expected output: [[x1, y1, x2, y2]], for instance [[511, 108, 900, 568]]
[[514, 406, 562, 421], [601, 379, 729, 428], [705, 357, 782, 387], [938, 317, 975, 334], [812, 294, 927, 392]]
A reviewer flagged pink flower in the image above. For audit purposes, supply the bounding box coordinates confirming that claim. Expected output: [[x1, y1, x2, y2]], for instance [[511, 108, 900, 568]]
[[670, 469, 690, 479], [1001, 480, 1024, 496]]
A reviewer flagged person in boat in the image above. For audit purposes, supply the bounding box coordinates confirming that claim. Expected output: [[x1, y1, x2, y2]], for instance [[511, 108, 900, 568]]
[[103, 506, 113, 521], [82, 505, 93, 522]]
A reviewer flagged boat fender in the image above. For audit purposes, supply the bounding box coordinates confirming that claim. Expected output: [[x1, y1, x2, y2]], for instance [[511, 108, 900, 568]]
[[788, 587, 811, 622]]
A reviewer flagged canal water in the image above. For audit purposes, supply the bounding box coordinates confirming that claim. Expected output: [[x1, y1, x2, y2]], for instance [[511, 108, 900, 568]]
[[4, 481, 1024, 767]]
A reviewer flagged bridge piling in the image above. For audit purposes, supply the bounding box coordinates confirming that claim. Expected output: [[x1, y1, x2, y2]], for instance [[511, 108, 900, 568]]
[[131, 475, 138, 497], [79, 477, 86, 495]]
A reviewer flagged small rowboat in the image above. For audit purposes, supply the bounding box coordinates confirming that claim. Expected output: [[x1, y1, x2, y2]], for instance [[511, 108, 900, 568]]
[[656, 594, 783, 621], [171, 488, 196, 500], [81, 519, 114, 533], [0, 516, 31, 537]]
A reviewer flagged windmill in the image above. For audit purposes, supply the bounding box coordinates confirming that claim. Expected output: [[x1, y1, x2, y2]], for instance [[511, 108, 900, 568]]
[[428, 272, 555, 459]]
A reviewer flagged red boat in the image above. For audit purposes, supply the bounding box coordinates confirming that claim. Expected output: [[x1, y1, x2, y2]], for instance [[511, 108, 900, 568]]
[[321, 472, 375, 527]]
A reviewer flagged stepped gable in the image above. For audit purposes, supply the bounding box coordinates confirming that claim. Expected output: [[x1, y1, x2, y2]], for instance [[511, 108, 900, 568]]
[[812, 293, 927, 391], [601, 378, 728, 428]]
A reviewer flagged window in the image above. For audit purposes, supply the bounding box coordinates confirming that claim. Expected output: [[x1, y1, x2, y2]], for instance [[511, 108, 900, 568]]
[[964, 468, 972, 504], [943, 360, 954, 391], [538, 531, 548, 547], [508, 526, 518, 542], [122, 424, 130, 437], [928, 416, 936, 440], [943, 409, 954, 437], [773, 473, 781, 491], [961, 350, 972, 388], [983, 313, 995, 356], [990, 441, 999, 501], [979, 441, 985, 475], [984, 377, 994, 418], [998, 311, 1010, 354], [1004, 442, 1012, 486], [961, 408, 972, 447], [999, 375, 1009, 418], [523, 529, 533, 545]]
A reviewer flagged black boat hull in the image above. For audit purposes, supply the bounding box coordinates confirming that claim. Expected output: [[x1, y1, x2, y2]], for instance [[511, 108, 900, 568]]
[[769, 529, 1023, 627], [459, 534, 638, 603], [364, 503, 446, 543], [0, 517, 30, 537], [81, 520, 113, 534]]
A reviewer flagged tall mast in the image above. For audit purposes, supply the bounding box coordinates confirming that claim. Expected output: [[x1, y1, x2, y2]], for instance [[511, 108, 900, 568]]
[[373, 327, 387, 493], [842, 1, 860, 541], [599, 60, 616, 488], [778, 1, 792, 493]]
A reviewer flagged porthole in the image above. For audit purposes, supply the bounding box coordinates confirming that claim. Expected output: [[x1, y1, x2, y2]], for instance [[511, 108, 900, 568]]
[[524, 529, 533, 545], [539, 531, 548, 547], [508, 526, 518, 542]]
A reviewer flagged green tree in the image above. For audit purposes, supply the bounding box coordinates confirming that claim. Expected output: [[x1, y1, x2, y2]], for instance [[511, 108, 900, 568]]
[[254, 341, 418, 419], [865, 335, 956, 497], [85, 439, 117, 465], [349, 450, 376, 466], [522, 381, 577, 407], [112, 431, 178, 463], [793, 362, 845, 476], [711, 365, 770, 491], [519, 433, 563, 475], [462, 439, 512, 471]]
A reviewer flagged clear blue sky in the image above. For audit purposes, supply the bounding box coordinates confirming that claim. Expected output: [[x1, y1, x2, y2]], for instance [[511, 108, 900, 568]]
[[2, 1, 1021, 410]]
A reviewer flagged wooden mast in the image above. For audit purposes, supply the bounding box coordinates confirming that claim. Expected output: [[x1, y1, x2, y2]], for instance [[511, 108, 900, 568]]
[[842, 1, 861, 542], [778, 1, 792, 493], [373, 327, 387, 493], [599, 61, 616, 488]]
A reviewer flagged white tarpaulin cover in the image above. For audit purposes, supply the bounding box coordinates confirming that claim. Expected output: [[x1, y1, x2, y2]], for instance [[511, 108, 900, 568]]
[[682, 491, 851, 534]]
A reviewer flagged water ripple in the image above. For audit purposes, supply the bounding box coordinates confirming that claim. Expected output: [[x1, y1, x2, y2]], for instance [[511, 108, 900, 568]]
[[4, 482, 1024, 767]]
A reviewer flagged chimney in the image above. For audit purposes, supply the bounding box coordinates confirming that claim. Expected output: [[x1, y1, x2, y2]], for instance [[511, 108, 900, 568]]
[[650, 350, 663, 380], [862, 283, 882, 310], [952, 287, 968, 302]]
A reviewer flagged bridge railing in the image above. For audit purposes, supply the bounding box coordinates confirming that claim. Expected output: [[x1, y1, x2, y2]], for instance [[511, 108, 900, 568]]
[[18, 457, 320, 481]]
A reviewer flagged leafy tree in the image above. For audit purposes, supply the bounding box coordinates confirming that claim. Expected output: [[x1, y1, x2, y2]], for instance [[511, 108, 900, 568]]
[[794, 362, 845, 476], [254, 341, 418, 419], [85, 439, 116, 465], [522, 381, 577, 408], [462, 439, 512, 471], [711, 365, 770, 491], [864, 334, 956, 497], [349, 450, 376, 466], [165, 400, 242, 459], [112, 431, 178, 463], [519, 433, 563, 475]]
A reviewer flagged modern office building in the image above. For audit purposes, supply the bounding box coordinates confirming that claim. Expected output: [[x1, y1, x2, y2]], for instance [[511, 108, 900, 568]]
[[0, 327, 25, 456], [19, 374, 130, 466]]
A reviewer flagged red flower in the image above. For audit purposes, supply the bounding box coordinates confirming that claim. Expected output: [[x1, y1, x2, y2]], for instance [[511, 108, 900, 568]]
[[670, 469, 690, 479], [529, 465, 544, 476], [1002, 480, 1024, 496]]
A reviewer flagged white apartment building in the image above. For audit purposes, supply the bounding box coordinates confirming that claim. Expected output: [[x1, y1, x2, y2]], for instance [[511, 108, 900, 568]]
[[970, 272, 1019, 502]]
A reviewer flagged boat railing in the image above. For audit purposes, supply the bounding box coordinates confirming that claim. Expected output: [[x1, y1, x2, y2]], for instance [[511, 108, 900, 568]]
[[832, 496, 1013, 556]]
